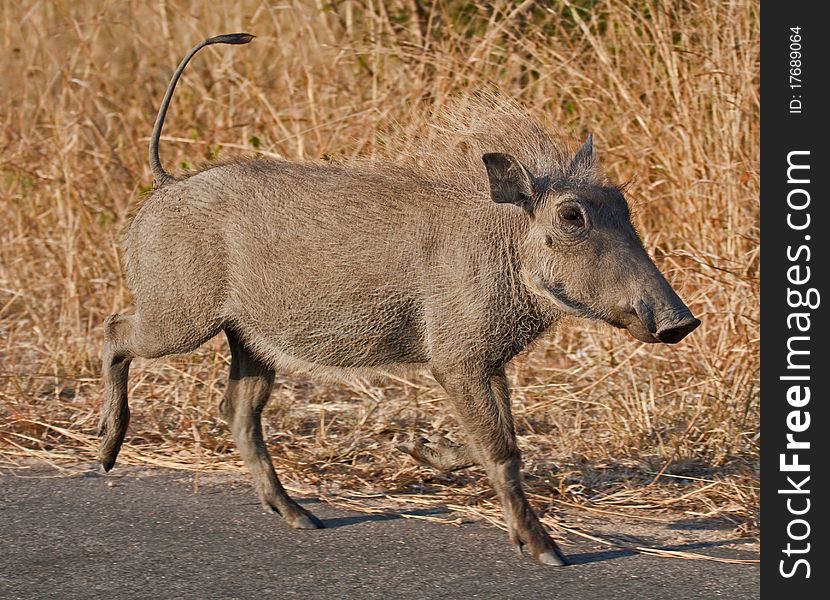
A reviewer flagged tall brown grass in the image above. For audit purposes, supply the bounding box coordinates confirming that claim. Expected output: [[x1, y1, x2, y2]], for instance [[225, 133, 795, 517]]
[[0, 1, 759, 534]]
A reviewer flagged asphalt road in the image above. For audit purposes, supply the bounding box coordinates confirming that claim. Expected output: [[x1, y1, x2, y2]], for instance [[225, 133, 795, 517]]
[[0, 467, 759, 600]]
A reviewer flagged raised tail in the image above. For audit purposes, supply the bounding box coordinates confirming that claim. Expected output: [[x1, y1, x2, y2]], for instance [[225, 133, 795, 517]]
[[149, 33, 255, 188]]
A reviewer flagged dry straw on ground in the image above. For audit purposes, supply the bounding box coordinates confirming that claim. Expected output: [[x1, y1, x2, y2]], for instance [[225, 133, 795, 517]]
[[0, 0, 759, 551]]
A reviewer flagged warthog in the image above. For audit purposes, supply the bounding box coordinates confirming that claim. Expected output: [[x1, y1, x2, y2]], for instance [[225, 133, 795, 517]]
[[99, 33, 700, 566]]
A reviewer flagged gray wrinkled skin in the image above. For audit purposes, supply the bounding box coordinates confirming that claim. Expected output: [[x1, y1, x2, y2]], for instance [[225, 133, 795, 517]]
[[99, 34, 700, 567]]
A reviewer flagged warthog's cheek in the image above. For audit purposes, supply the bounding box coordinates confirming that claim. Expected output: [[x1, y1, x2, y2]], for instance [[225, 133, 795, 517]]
[[522, 272, 602, 320]]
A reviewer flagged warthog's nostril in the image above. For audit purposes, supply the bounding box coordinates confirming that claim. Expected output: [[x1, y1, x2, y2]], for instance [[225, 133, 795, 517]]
[[656, 317, 701, 344]]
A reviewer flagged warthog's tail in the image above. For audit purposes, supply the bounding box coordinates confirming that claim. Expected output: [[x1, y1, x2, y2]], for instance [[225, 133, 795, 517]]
[[149, 32, 255, 188]]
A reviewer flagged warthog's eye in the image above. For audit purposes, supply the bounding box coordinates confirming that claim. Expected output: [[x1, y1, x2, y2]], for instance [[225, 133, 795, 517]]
[[557, 204, 585, 228]]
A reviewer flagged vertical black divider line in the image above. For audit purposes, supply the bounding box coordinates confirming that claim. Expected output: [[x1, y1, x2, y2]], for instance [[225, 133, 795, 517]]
[[761, 2, 828, 596]]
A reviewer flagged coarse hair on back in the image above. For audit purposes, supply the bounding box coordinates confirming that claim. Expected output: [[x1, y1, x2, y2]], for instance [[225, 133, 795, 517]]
[[380, 91, 605, 201]]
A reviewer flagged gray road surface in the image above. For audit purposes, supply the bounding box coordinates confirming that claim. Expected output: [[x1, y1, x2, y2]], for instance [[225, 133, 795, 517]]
[[0, 467, 759, 600]]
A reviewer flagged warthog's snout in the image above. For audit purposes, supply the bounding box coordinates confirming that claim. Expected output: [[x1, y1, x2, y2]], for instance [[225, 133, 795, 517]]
[[627, 298, 700, 344], [655, 314, 700, 344]]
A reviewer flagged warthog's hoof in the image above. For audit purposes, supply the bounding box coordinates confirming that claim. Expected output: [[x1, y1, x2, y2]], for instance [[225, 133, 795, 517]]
[[511, 524, 570, 567], [537, 548, 569, 566], [97, 421, 126, 473], [397, 435, 476, 472], [100, 454, 117, 473]]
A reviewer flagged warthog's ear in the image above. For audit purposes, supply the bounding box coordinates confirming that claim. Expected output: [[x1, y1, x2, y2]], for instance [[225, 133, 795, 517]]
[[568, 133, 595, 174], [482, 153, 536, 212]]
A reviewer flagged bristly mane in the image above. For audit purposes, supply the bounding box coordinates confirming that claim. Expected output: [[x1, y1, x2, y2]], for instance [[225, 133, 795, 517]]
[[383, 92, 604, 200]]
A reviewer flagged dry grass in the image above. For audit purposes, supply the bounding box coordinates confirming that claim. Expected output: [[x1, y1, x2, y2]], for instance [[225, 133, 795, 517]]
[[0, 0, 759, 546]]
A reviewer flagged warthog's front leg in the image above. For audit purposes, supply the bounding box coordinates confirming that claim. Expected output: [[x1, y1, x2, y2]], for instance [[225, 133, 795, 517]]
[[398, 434, 476, 472], [432, 366, 568, 566]]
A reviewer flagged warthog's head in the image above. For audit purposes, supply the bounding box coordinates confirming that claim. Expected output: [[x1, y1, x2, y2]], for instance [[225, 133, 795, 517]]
[[483, 135, 700, 344]]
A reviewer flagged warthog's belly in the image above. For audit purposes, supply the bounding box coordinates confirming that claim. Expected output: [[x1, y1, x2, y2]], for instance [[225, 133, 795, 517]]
[[228, 287, 429, 369]]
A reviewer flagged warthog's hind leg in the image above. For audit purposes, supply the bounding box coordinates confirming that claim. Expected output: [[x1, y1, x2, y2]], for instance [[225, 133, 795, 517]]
[[99, 311, 222, 471], [221, 329, 323, 530], [99, 314, 133, 471], [398, 435, 476, 472]]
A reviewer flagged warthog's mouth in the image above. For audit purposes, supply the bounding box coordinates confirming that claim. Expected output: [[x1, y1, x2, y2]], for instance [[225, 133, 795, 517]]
[[525, 273, 663, 343]]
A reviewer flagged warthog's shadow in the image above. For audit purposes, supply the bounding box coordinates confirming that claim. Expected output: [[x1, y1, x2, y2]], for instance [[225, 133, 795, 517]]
[[565, 537, 758, 566], [295, 499, 757, 565], [294, 499, 453, 529]]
